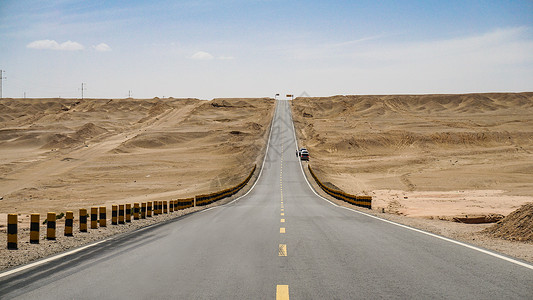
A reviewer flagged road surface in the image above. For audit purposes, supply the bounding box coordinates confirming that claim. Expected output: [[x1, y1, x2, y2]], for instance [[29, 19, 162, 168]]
[[1, 100, 532, 299]]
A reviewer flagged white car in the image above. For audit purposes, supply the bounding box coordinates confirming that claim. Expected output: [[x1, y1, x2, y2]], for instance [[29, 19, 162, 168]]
[[299, 149, 309, 161]]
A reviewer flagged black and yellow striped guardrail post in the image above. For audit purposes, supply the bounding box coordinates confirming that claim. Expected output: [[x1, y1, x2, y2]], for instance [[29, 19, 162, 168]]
[[80, 208, 87, 232], [65, 211, 73, 236], [126, 204, 131, 222], [47, 212, 56, 240], [119, 205, 125, 224], [163, 201, 168, 214], [141, 202, 146, 219], [169, 200, 174, 212], [356, 196, 372, 209], [147, 202, 152, 217], [112, 205, 118, 225], [30, 213, 39, 244], [91, 207, 98, 229], [153, 201, 159, 216], [7, 214, 17, 250], [99, 206, 107, 227], [134, 203, 139, 220]]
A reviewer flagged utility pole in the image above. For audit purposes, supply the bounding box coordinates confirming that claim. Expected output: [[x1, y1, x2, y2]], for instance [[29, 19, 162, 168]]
[[128, 90, 132, 98], [0, 70, 6, 99], [80, 83, 86, 99]]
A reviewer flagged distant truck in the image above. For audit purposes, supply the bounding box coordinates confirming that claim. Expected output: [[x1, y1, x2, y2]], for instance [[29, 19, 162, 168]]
[[297, 148, 309, 161]]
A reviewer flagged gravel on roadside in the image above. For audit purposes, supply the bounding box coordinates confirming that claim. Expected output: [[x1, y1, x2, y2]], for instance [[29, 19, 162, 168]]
[[0, 182, 256, 272]]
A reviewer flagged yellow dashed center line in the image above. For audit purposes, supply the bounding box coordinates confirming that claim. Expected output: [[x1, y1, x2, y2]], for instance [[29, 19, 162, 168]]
[[278, 244, 287, 256], [278, 146, 289, 299], [277, 285, 289, 300]]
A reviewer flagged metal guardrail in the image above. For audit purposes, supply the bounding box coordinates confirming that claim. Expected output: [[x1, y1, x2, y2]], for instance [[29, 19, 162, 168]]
[[308, 165, 371, 209], [195, 165, 256, 206], [5, 165, 256, 250]]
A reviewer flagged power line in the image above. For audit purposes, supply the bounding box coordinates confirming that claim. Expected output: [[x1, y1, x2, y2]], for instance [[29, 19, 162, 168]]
[[79, 83, 87, 99], [0, 70, 6, 99]]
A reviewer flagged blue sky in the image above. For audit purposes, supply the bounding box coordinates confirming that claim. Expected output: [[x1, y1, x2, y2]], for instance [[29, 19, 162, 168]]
[[1, 0, 532, 99]]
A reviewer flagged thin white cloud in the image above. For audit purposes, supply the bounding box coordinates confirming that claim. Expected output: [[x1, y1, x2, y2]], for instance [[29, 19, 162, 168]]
[[351, 27, 533, 65], [330, 34, 387, 48], [27, 39, 84, 51], [344, 27, 533, 93], [93, 43, 111, 52], [285, 27, 533, 66], [275, 27, 533, 94], [190, 51, 214, 60]]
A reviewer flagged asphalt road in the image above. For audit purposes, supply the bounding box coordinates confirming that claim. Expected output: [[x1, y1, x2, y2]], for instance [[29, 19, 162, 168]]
[[1, 100, 532, 299]]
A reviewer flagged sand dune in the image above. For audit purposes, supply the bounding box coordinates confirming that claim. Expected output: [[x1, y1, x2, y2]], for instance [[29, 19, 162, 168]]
[[0, 97, 274, 227], [292, 93, 533, 220]]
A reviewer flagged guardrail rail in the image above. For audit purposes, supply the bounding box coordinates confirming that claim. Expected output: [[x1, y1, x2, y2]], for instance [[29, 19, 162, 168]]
[[308, 165, 371, 209]]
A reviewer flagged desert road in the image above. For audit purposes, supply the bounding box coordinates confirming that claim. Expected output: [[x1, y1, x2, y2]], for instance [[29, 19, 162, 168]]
[[1, 100, 532, 299]]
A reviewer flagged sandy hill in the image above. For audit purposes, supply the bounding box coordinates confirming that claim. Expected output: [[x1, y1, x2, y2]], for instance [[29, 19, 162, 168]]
[[483, 203, 533, 241], [0, 97, 274, 225], [292, 92, 533, 220]]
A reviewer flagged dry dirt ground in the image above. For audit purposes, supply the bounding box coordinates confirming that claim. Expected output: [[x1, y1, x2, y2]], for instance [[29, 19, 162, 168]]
[[0, 97, 274, 270], [292, 93, 533, 262]]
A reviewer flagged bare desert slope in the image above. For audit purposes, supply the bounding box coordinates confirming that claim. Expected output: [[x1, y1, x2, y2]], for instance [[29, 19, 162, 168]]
[[0, 97, 274, 226], [292, 93, 533, 220]]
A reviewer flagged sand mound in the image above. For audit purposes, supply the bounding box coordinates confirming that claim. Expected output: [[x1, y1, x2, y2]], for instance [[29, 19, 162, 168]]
[[41, 133, 80, 149], [295, 93, 533, 119], [0, 129, 23, 143], [136, 101, 173, 123], [211, 98, 258, 108], [148, 102, 172, 116], [246, 122, 263, 131], [117, 131, 211, 150], [73, 123, 107, 140], [35, 123, 107, 149], [483, 203, 533, 242], [0, 129, 46, 148]]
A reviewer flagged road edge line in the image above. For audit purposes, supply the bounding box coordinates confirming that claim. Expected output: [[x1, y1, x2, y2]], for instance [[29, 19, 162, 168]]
[[288, 99, 533, 271], [0, 100, 279, 278], [197, 98, 278, 212], [0, 240, 107, 279]]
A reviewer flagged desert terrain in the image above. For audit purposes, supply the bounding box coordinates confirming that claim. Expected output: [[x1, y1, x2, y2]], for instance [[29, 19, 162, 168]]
[[2, 93, 533, 268], [0, 97, 274, 232], [292, 93, 533, 259], [292, 93, 533, 217]]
